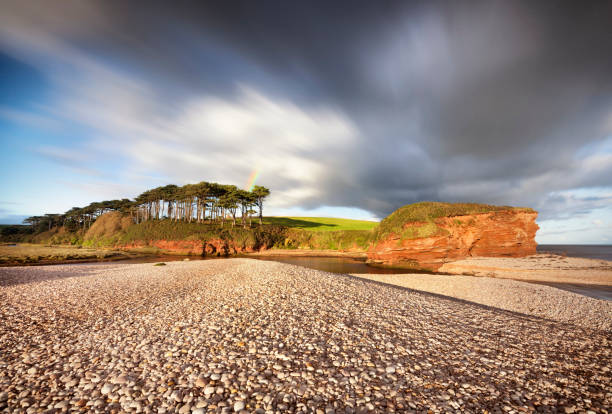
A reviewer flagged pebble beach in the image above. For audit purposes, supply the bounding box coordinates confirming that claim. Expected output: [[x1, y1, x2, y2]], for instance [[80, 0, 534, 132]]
[[0, 259, 610, 413]]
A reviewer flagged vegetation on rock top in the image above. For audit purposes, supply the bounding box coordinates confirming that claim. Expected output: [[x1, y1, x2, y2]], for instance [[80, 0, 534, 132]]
[[111, 219, 287, 250], [81, 215, 373, 251], [374, 202, 534, 241]]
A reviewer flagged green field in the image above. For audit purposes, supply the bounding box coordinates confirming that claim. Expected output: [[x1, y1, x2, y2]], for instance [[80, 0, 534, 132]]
[[263, 217, 379, 232]]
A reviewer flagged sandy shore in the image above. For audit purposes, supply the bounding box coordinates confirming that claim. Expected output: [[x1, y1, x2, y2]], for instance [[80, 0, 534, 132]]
[[439, 254, 612, 285], [1, 259, 610, 413]]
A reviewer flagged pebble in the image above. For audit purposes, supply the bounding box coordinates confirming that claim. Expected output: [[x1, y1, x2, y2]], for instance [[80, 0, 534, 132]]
[[54, 401, 68, 409], [0, 259, 609, 412]]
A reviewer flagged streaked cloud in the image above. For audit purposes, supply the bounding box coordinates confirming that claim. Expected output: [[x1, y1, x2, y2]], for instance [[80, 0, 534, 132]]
[[0, 0, 611, 243]]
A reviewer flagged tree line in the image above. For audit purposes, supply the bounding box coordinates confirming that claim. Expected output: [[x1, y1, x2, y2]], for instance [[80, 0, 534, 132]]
[[23, 182, 270, 232]]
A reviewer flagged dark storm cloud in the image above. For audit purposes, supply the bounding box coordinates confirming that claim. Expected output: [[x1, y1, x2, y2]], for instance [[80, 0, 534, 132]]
[[1, 0, 611, 220]]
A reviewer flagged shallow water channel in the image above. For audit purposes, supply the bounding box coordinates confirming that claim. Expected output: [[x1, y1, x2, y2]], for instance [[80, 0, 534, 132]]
[[112, 254, 410, 274], [106, 254, 612, 301]]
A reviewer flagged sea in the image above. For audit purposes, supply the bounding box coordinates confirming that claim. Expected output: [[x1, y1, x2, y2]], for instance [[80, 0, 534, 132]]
[[537, 244, 612, 261]]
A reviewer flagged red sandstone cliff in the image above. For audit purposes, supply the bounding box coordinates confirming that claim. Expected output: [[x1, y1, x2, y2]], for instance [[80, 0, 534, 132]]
[[367, 210, 538, 271], [119, 240, 203, 255], [118, 239, 260, 256]]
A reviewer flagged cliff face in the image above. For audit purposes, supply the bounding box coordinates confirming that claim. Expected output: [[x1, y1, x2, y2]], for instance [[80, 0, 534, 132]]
[[120, 240, 204, 255], [367, 210, 538, 271], [119, 239, 262, 256]]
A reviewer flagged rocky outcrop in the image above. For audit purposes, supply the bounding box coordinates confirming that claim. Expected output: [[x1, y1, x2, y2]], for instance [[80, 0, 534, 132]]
[[202, 239, 259, 256], [367, 210, 538, 271]]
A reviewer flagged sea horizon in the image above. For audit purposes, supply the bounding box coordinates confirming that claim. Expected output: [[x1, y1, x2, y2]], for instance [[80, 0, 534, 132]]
[[537, 244, 612, 261]]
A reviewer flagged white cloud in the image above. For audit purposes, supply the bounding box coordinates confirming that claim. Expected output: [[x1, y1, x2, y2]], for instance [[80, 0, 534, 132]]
[[8, 43, 358, 210], [69, 81, 358, 208], [0, 15, 361, 210]]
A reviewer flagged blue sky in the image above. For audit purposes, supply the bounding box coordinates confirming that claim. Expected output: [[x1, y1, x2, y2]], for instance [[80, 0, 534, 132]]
[[1, 1, 611, 244]]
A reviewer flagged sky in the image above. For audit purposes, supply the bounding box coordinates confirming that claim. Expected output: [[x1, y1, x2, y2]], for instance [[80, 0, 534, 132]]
[[0, 0, 611, 244]]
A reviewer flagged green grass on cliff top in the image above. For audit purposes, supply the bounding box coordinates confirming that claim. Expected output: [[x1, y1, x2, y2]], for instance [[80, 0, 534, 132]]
[[263, 217, 378, 232], [374, 201, 534, 241], [80, 216, 377, 251]]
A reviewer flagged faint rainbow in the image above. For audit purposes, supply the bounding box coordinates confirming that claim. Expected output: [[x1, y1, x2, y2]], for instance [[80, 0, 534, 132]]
[[245, 169, 260, 191]]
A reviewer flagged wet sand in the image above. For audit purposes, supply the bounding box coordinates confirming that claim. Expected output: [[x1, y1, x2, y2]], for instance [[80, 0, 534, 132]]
[[439, 254, 612, 285]]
